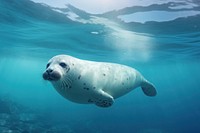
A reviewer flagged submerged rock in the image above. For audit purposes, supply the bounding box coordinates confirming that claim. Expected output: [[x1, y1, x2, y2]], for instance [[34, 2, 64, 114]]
[[0, 97, 74, 133], [19, 113, 37, 123], [0, 99, 11, 114], [46, 124, 74, 133], [138, 128, 168, 133]]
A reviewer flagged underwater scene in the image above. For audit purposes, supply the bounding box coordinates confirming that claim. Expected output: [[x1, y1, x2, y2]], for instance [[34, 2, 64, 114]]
[[0, 0, 200, 132]]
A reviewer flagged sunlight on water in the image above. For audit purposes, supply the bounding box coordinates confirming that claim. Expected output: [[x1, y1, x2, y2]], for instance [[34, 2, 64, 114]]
[[110, 31, 154, 62], [88, 17, 155, 62], [118, 10, 200, 23]]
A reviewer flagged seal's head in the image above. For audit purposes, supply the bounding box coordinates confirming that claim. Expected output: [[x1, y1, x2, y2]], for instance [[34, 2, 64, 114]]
[[43, 55, 71, 81]]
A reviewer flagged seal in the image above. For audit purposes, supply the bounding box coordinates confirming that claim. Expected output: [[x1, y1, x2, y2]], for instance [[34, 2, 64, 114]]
[[43, 55, 157, 108]]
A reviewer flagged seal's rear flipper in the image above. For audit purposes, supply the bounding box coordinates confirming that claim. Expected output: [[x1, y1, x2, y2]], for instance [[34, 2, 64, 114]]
[[141, 80, 157, 96]]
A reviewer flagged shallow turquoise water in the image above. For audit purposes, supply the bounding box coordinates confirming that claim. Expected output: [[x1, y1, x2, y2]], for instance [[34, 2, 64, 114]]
[[0, 0, 200, 133]]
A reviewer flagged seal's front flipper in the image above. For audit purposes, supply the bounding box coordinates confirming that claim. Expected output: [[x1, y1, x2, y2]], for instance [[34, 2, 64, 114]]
[[94, 90, 114, 108], [141, 80, 157, 96]]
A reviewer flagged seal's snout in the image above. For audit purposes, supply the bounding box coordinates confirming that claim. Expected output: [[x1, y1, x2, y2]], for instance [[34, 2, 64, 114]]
[[46, 69, 53, 74], [43, 69, 61, 81]]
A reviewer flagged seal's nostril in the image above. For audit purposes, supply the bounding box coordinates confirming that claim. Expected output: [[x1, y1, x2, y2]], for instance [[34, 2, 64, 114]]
[[46, 69, 53, 74]]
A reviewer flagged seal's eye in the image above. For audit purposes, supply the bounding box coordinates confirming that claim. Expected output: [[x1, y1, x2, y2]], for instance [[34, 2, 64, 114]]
[[59, 62, 67, 68], [46, 63, 50, 69]]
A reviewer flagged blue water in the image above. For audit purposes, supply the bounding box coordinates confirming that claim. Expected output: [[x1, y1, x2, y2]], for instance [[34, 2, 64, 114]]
[[0, 0, 200, 133]]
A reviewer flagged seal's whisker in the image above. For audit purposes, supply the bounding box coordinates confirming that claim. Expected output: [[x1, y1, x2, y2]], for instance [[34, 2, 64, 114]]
[[63, 80, 69, 88], [68, 73, 76, 81], [61, 81, 66, 91], [62, 81, 66, 88], [60, 81, 65, 89], [65, 76, 72, 83], [64, 78, 71, 87], [59, 81, 63, 90]]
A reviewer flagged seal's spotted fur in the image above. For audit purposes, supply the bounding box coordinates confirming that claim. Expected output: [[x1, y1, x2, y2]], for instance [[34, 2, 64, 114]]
[[43, 55, 157, 108]]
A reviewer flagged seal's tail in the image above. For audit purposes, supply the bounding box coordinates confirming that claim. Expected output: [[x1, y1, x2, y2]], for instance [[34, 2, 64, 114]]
[[141, 80, 157, 96]]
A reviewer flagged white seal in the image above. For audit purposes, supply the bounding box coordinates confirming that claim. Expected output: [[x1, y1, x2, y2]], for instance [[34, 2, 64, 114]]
[[43, 55, 157, 108]]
